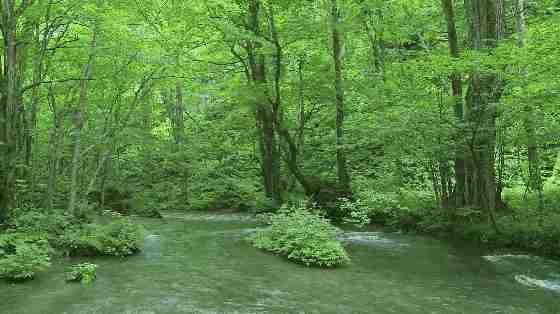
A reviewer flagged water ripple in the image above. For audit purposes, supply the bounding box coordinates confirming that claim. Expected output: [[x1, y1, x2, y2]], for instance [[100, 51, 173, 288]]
[[514, 275, 560, 293], [338, 232, 408, 248], [483, 254, 534, 263]]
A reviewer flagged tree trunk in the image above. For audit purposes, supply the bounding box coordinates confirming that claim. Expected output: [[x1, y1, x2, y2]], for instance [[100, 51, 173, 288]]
[[246, 0, 282, 205], [296, 58, 306, 153], [429, 160, 442, 204], [330, 0, 351, 193], [0, 0, 21, 221], [441, 0, 467, 208], [26, 6, 51, 170], [362, 8, 384, 76], [174, 82, 189, 201], [169, 83, 185, 145], [464, 0, 503, 231], [68, 26, 98, 216], [439, 159, 452, 207], [45, 85, 63, 208]]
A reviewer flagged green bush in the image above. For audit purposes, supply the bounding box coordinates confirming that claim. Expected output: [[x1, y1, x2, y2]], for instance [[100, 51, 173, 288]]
[[65, 263, 98, 284], [60, 218, 145, 257], [336, 198, 371, 228], [355, 191, 402, 223], [249, 206, 350, 267], [0, 234, 51, 281], [96, 219, 145, 256], [494, 213, 560, 257]]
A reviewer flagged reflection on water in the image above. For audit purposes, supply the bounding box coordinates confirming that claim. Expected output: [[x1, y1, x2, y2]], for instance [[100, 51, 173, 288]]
[[1, 212, 559, 314]]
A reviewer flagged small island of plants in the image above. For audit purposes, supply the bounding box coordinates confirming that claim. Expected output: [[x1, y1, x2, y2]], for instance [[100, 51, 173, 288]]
[[249, 205, 350, 267]]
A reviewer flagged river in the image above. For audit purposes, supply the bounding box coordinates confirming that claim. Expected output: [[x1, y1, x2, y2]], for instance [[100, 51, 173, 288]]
[[1, 212, 559, 313]]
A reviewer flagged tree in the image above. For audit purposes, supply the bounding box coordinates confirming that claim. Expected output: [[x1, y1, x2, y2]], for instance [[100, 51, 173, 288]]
[[463, 0, 504, 229], [0, 0, 37, 221], [441, 0, 466, 208], [68, 22, 99, 216], [245, 0, 282, 205], [330, 0, 351, 194]]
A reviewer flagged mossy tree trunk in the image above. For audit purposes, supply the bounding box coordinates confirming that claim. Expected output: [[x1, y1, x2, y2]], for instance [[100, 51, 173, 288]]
[[0, 0, 34, 221], [246, 0, 282, 206], [463, 0, 504, 231]]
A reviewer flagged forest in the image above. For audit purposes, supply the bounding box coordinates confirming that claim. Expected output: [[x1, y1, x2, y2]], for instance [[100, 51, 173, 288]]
[[1, 0, 560, 313]]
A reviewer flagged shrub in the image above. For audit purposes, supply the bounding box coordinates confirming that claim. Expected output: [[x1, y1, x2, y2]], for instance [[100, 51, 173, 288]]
[[96, 219, 144, 256], [352, 189, 437, 231], [249, 206, 350, 267], [65, 263, 98, 284], [356, 191, 402, 223], [58, 224, 100, 256], [59, 218, 144, 257], [494, 213, 560, 257], [336, 198, 371, 228], [0, 234, 51, 281]]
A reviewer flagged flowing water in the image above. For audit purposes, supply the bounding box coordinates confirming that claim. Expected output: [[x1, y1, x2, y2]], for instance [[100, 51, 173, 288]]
[[1, 212, 559, 314]]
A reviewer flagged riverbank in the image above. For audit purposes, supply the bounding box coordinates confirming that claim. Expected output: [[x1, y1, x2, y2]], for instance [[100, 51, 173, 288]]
[[0, 208, 146, 282], [366, 207, 560, 261]]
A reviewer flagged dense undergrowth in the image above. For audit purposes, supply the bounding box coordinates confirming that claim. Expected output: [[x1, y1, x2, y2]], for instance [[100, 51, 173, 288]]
[[0, 234, 51, 281], [337, 184, 560, 259], [0, 207, 144, 282]]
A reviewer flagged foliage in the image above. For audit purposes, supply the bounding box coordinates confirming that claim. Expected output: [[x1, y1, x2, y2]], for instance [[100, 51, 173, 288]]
[[189, 175, 269, 212], [360, 186, 560, 258], [65, 263, 98, 284], [59, 218, 145, 257], [6, 207, 74, 238], [336, 198, 371, 228], [95, 219, 145, 256], [0, 0, 559, 276], [500, 213, 560, 257], [6, 207, 145, 257], [88, 187, 163, 218], [0, 234, 51, 281], [249, 205, 350, 267], [351, 187, 436, 229]]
